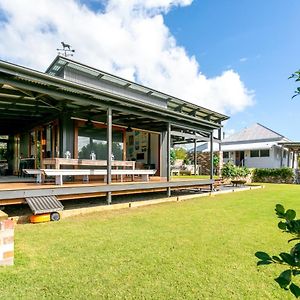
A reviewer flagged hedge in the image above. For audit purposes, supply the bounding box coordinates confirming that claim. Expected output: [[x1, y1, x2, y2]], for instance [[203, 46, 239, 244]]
[[252, 167, 294, 183]]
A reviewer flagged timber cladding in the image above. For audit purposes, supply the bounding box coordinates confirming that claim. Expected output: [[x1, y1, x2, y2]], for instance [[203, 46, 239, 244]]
[[0, 219, 14, 266]]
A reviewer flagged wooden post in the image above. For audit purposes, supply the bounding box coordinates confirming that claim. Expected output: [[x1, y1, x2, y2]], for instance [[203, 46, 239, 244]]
[[292, 151, 295, 169], [122, 129, 126, 161], [210, 132, 214, 180], [194, 139, 197, 175], [147, 133, 151, 165], [218, 128, 222, 176], [34, 130, 38, 168], [167, 123, 171, 197], [106, 107, 112, 204], [218, 128, 222, 150]]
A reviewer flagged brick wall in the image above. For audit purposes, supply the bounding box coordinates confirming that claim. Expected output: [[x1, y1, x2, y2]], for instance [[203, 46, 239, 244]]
[[0, 219, 14, 266], [188, 151, 223, 176]]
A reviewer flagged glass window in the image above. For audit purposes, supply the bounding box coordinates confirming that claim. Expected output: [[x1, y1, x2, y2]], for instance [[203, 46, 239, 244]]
[[0, 136, 8, 161], [223, 151, 229, 158], [0, 143, 7, 161], [30, 131, 36, 157], [46, 126, 52, 157], [78, 127, 123, 160], [260, 149, 270, 157], [250, 150, 259, 157]]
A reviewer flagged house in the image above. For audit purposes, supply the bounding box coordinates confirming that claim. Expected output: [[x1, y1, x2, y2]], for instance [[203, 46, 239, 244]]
[[194, 123, 298, 169], [222, 123, 297, 168], [0, 56, 228, 208]]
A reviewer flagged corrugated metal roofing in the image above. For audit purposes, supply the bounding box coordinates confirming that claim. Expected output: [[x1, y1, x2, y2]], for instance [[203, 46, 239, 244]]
[[222, 123, 286, 143], [0, 58, 226, 133], [46, 56, 229, 124], [25, 196, 64, 215]]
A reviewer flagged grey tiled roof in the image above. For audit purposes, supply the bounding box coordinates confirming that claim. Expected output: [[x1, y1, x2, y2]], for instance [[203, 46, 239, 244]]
[[223, 123, 285, 143]]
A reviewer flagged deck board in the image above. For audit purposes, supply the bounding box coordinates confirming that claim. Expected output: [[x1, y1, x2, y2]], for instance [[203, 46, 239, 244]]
[[0, 176, 213, 205]]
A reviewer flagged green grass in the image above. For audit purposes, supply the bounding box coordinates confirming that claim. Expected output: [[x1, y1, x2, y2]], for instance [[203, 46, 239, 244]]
[[1, 184, 299, 299]]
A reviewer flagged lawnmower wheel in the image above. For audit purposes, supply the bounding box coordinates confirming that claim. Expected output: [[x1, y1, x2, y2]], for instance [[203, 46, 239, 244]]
[[50, 212, 60, 222]]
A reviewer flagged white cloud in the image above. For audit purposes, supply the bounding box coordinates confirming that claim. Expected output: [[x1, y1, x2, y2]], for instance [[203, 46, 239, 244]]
[[0, 0, 254, 115], [239, 57, 248, 63]]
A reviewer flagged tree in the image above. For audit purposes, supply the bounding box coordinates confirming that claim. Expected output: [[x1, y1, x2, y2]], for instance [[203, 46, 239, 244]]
[[174, 147, 187, 160], [170, 147, 188, 165], [289, 70, 300, 99], [255, 204, 300, 298], [170, 148, 176, 165]]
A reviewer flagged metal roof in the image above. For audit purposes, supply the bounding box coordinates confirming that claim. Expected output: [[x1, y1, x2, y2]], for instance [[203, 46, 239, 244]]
[[0, 58, 228, 136], [46, 56, 229, 124], [223, 123, 288, 144]]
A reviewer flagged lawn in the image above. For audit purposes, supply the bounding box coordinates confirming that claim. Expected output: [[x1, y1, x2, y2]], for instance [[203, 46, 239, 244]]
[[1, 184, 299, 299]]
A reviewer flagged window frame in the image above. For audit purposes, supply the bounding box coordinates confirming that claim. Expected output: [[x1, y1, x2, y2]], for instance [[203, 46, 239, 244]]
[[260, 149, 270, 157], [223, 151, 229, 159], [250, 150, 259, 157]]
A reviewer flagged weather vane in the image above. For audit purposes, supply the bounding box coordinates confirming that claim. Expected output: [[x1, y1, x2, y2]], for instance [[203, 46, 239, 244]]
[[57, 42, 75, 57]]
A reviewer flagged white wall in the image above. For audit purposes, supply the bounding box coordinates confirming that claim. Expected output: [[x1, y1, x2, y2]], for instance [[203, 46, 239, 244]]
[[244, 147, 281, 168], [223, 145, 298, 169], [282, 149, 289, 167]]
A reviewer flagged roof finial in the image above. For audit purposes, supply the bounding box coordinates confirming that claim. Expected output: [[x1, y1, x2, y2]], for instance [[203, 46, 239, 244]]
[[57, 42, 75, 57]]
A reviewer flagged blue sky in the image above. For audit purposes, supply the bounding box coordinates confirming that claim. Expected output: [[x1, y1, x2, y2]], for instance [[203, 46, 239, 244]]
[[0, 0, 299, 140], [164, 0, 300, 139]]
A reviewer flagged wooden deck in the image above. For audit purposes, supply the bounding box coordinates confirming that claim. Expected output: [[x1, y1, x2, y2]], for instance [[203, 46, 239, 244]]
[[0, 176, 214, 205]]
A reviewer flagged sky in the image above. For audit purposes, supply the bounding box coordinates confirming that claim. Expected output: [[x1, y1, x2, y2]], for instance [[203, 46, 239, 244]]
[[0, 0, 299, 140]]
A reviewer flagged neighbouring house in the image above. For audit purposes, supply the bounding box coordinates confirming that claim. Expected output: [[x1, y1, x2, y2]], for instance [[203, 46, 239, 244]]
[[222, 123, 297, 168], [0, 56, 228, 209], [196, 123, 298, 169]]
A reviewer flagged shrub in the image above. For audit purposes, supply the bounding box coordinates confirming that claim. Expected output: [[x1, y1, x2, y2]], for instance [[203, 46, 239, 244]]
[[213, 154, 220, 168], [221, 162, 237, 178], [255, 204, 300, 298], [170, 149, 176, 165], [221, 161, 250, 179], [183, 157, 191, 165], [253, 168, 294, 183]]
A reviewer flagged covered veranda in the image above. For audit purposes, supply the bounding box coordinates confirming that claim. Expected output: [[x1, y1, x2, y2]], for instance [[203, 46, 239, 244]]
[[0, 56, 228, 205], [278, 142, 300, 183], [278, 142, 300, 168]]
